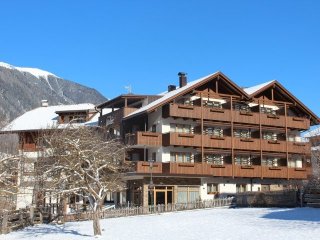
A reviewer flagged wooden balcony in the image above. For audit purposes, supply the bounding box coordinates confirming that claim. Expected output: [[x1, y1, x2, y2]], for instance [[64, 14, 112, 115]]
[[262, 166, 288, 178], [163, 103, 232, 122], [261, 140, 286, 152], [202, 108, 231, 122], [163, 103, 201, 119], [287, 116, 310, 130], [233, 138, 260, 151], [131, 161, 311, 179], [232, 111, 259, 124], [234, 165, 262, 178], [260, 114, 286, 127], [163, 132, 202, 147], [163, 104, 311, 131], [99, 107, 137, 126], [134, 161, 163, 174], [162, 162, 232, 176], [287, 141, 311, 154], [288, 167, 311, 179], [203, 135, 232, 149], [163, 133, 231, 149], [125, 131, 162, 146]]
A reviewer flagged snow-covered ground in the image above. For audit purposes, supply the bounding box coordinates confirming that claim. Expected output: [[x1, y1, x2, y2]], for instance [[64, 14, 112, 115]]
[[3, 207, 320, 240]]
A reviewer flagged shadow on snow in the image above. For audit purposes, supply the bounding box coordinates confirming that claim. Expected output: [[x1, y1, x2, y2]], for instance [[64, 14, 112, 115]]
[[19, 224, 92, 238], [262, 208, 320, 222]]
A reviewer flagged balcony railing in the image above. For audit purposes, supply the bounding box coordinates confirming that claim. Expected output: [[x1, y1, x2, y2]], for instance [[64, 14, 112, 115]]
[[134, 161, 163, 174], [287, 116, 310, 130], [129, 161, 311, 179], [287, 141, 310, 154], [233, 138, 260, 151], [125, 131, 162, 146], [261, 166, 288, 178], [163, 103, 310, 130]]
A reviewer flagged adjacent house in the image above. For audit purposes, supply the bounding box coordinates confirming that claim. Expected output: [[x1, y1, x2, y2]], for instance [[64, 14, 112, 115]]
[[97, 72, 318, 207], [1, 101, 101, 209]]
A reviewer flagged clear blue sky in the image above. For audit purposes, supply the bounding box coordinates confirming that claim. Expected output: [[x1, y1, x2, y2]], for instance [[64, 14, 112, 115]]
[[1, 0, 319, 116]]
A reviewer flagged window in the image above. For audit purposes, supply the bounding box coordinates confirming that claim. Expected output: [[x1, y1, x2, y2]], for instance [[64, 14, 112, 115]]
[[205, 100, 222, 109], [234, 103, 250, 112], [263, 132, 277, 141], [234, 129, 251, 139], [288, 156, 303, 168], [262, 157, 278, 167], [235, 156, 252, 166], [205, 154, 224, 165], [170, 124, 192, 134], [205, 127, 223, 137], [151, 124, 157, 132], [151, 152, 156, 162], [261, 107, 276, 115], [170, 152, 192, 163], [207, 183, 219, 194], [236, 184, 246, 193]]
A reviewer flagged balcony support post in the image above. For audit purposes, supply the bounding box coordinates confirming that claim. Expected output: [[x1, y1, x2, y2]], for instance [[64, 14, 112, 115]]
[[201, 92, 204, 162], [230, 96, 234, 178], [259, 99, 263, 179], [285, 102, 289, 180]]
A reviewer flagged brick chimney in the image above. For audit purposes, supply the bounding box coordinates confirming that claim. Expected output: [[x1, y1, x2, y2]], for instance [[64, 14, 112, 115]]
[[168, 85, 176, 92], [178, 72, 187, 88]]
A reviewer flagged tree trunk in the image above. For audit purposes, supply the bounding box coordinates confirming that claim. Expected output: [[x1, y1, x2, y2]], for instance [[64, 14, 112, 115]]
[[93, 209, 101, 236]]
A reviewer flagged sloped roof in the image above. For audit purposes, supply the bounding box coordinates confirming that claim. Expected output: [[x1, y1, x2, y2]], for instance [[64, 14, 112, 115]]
[[244, 80, 319, 125], [126, 71, 250, 119], [1, 103, 102, 132], [302, 127, 320, 138], [244, 80, 275, 95]]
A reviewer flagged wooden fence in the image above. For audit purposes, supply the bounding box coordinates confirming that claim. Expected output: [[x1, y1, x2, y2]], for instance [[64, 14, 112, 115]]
[[0, 198, 233, 234], [63, 198, 233, 222], [0, 206, 42, 234]]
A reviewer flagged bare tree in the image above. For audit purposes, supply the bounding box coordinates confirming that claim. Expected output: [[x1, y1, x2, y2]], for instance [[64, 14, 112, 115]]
[[0, 134, 20, 210], [39, 126, 128, 236]]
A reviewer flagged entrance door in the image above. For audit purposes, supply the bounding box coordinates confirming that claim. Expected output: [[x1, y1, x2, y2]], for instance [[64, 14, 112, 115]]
[[156, 191, 165, 205], [149, 186, 173, 205]]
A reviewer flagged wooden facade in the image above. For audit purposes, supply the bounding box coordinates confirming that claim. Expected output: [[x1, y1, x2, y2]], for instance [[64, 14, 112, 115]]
[[97, 72, 318, 206]]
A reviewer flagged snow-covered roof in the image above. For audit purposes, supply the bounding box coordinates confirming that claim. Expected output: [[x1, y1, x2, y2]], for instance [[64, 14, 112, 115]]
[[0, 61, 58, 80], [243, 80, 275, 95], [302, 126, 320, 138], [1, 103, 100, 132], [126, 72, 218, 118]]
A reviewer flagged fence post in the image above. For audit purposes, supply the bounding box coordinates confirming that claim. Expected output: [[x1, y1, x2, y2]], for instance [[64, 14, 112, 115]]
[[1, 211, 9, 234], [30, 206, 34, 226], [39, 211, 43, 224], [19, 210, 24, 228]]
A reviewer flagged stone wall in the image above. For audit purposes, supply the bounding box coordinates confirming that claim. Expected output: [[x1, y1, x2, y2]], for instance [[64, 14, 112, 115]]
[[236, 190, 297, 207]]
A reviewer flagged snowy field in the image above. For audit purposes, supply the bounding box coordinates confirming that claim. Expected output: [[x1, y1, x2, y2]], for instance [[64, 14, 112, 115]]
[[3, 207, 320, 240]]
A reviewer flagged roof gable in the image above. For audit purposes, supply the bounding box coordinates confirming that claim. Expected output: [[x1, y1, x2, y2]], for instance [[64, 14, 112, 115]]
[[245, 80, 319, 125], [126, 72, 250, 119]]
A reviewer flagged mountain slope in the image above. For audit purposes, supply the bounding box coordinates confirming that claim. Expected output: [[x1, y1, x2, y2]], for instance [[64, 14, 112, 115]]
[[0, 62, 107, 126]]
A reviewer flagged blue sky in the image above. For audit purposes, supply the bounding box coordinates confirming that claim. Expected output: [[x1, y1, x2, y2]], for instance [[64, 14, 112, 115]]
[[1, 0, 319, 115]]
